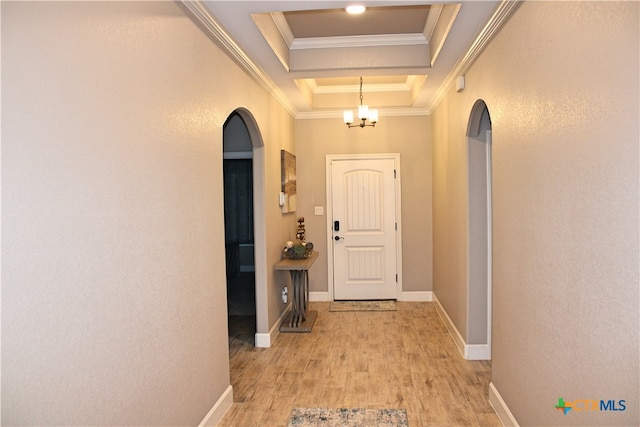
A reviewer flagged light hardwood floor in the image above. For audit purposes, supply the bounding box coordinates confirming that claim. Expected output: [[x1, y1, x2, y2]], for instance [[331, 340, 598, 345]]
[[220, 302, 501, 426]]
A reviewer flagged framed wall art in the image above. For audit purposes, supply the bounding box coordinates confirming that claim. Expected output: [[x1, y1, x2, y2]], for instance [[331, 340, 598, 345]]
[[280, 149, 297, 213]]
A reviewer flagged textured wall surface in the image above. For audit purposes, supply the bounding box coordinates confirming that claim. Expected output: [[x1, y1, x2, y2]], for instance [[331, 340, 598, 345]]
[[2, 1, 294, 424], [432, 1, 639, 425]]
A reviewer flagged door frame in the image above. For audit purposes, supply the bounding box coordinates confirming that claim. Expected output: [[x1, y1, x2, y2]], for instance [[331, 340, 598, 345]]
[[325, 153, 403, 301], [465, 100, 492, 359], [485, 129, 493, 359]]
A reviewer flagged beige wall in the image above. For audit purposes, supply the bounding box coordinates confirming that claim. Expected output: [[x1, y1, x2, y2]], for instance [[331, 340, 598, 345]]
[[2, 1, 294, 424], [295, 116, 432, 296], [432, 92, 470, 339], [432, 2, 639, 426]]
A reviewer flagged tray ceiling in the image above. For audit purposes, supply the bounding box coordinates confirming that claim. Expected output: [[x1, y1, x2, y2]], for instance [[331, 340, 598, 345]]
[[194, 1, 516, 117]]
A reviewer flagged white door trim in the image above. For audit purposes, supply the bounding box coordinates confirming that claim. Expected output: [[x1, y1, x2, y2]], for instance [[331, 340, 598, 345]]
[[325, 153, 403, 301], [485, 129, 493, 359]]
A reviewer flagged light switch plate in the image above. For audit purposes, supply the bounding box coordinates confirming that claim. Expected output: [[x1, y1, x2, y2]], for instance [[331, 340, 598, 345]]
[[314, 206, 324, 216]]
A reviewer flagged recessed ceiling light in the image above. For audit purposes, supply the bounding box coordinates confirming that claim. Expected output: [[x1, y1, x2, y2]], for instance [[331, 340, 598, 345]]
[[346, 5, 366, 14]]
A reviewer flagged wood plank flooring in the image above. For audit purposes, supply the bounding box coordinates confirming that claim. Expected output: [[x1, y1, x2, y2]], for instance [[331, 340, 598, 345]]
[[220, 302, 501, 426]]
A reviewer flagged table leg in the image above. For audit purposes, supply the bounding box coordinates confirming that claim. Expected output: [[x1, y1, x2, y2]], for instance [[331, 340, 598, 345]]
[[303, 270, 309, 316], [279, 266, 317, 333], [289, 271, 295, 327], [295, 270, 307, 323]]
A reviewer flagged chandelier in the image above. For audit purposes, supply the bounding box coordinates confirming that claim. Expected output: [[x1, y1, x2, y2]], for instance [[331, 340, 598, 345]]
[[343, 77, 378, 128]]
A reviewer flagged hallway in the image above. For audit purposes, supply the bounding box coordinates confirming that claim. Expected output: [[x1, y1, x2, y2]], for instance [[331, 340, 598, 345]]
[[221, 302, 501, 426]]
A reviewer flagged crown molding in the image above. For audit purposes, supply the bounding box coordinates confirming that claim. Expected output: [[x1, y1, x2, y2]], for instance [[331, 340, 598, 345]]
[[456, 0, 522, 77], [296, 107, 429, 120], [313, 82, 413, 94], [423, 4, 443, 42], [426, 0, 522, 114], [270, 12, 295, 47], [430, 3, 462, 67], [180, 1, 297, 118], [290, 33, 428, 50]]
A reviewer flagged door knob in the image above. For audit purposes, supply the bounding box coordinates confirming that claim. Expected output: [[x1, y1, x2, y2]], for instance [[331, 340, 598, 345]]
[[335, 236, 344, 241]]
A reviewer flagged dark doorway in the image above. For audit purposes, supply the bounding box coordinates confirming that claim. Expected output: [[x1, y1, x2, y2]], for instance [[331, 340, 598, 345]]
[[223, 112, 256, 345]]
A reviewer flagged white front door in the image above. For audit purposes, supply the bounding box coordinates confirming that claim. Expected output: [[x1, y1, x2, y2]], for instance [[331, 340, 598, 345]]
[[330, 157, 398, 300]]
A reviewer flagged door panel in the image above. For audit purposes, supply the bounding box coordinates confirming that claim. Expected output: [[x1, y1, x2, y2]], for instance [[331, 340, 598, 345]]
[[331, 158, 397, 300]]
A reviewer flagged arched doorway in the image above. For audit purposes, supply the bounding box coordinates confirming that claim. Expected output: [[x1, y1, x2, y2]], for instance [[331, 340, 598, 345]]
[[466, 100, 492, 360], [223, 109, 267, 347]]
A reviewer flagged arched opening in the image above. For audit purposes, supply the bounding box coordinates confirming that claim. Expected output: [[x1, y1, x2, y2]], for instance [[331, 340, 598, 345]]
[[466, 99, 493, 360], [223, 108, 267, 348]]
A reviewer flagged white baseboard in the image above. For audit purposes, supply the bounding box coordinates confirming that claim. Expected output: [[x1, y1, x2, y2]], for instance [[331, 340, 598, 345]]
[[432, 293, 490, 360], [489, 382, 519, 427], [254, 332, 271, 348], [433, 294, 467, 358], [199, 385, 233, 427], [255, 304, 291, 348], [309, 291, 331, 301], [466, 344, 491, 360], [400, 291, 432, 301]]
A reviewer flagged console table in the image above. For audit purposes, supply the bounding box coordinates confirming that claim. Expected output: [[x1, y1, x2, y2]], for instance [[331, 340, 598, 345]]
[[275, 251, 318, 333]]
